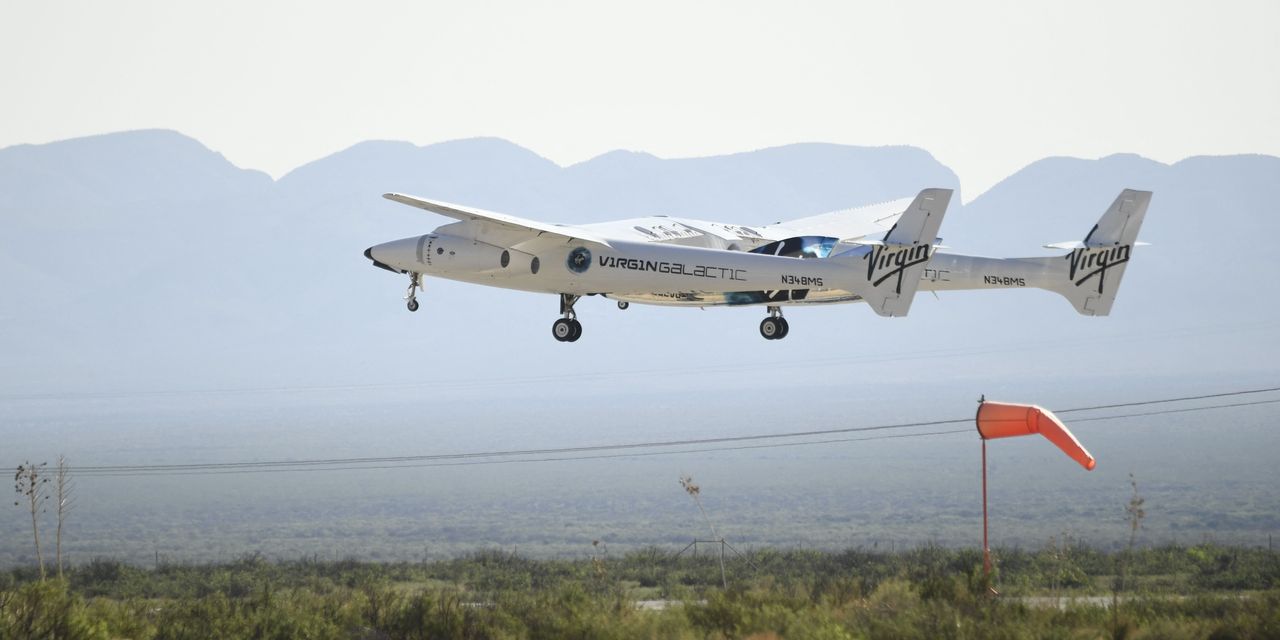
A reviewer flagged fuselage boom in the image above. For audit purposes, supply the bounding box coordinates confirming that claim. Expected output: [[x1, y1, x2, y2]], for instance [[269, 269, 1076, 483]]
[[373, 231, 859, 300]]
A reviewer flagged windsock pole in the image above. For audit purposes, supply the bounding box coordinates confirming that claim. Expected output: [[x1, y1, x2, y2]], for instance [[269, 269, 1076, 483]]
[[982, 438, 991, 579], [974, 396, 1095, 595], [981, 437, 998, 595]]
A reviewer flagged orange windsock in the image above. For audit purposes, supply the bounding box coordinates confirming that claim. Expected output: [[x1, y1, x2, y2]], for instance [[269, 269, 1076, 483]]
[[975, 401, 1096, 470]]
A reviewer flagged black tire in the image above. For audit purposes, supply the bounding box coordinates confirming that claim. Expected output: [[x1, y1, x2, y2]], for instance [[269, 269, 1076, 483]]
[[617, 301, 630, 310], [759, 317, 780, 340], [567, 319, 583, 342], [552, 318, 574, 342], [406, 299, 419, 312], [776, 317, 789, 339]]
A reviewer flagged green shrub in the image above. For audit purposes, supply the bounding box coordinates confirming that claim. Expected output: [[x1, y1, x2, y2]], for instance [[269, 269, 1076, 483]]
[[0, 580, 106, 640]]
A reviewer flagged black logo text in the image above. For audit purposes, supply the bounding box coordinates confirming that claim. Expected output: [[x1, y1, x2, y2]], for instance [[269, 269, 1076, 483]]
[[863, 244, 932, 293], [1067, 245, 1131, 294], [598, 256, 747, 281]]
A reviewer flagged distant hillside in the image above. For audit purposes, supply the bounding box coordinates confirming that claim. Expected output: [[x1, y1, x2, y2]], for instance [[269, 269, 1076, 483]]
[[3, 131, 1279, 566], [949, 153, 1280, 328], [0, 130, 1276, 396]]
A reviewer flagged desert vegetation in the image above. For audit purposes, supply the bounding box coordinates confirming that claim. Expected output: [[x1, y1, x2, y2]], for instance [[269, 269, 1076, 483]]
[[1, 543, 1277, 639]]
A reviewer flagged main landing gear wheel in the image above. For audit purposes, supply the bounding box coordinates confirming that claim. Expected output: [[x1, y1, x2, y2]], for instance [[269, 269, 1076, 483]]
[[760, 317, 790, 340], [759, 306, 789, 340], [406, 299, 419, 312], [553, 293, 583, 342], [617, 301, 630, 310], [552, 318, 583, 342]]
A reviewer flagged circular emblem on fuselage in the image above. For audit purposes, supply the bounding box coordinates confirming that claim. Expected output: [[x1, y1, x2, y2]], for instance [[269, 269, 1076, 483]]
[[566, 247, 592, 274]]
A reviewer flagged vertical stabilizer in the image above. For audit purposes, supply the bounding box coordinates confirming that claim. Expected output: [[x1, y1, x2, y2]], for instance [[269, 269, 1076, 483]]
[[852, 188, 952, 317], [1043, 189, 1152, 316]]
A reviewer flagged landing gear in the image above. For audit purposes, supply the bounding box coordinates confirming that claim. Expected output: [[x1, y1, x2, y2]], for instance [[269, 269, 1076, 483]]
[[405, 272, 422, 312], [759, 306, 790, 340], [617, 301, 630, 310], [760, 317, 788, 339], [553, 294, 583, 342], [552, 318, 582, 342]]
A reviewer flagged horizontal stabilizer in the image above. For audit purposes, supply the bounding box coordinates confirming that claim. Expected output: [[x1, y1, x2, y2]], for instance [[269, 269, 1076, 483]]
[[1045, 240, 1149, 250]]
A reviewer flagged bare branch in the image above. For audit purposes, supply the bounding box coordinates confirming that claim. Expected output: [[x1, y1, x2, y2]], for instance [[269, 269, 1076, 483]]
[[14, 461, 48, 579]]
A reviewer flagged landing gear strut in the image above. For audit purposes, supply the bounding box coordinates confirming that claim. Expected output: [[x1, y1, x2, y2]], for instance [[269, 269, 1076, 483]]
[[552, 294, 583, 342], [759, 305, 789, 340], [405, 272, 422, 312]]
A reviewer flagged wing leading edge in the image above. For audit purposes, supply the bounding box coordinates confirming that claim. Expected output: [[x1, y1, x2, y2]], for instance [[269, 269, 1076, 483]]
[[383, 193, 611, 247]]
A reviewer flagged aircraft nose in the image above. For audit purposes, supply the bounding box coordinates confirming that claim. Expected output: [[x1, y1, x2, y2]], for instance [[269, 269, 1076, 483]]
[[365, 238, 418, 273]]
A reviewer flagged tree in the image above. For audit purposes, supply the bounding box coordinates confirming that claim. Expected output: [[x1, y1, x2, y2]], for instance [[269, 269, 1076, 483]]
[[55, 455, 75, 579], [680, 474, 727, 589], [1112, 472, 1146, 634], [14, 461, 50, 579], [679, 474, 719, 541]]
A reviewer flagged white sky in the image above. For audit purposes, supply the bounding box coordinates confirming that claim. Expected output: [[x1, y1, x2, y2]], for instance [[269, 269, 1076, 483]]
[[2, 0, 1277, 198]]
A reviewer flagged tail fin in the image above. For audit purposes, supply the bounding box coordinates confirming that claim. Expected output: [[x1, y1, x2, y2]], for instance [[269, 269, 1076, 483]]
[[847, 188, 952, 317], [1043, 189, 1152, 316]]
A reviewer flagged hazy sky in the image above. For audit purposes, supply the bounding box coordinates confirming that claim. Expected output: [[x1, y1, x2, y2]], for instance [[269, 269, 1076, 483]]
[[2, 0, 1276, 198]]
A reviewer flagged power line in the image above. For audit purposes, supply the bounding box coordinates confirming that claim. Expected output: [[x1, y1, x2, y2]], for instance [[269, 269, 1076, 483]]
[[1066, 398, 1280, 423], [72, 417, 974, 472], [77, 429, 978, 477], [1053, 386, 1280, 414], [66, 386, 1280, 477]]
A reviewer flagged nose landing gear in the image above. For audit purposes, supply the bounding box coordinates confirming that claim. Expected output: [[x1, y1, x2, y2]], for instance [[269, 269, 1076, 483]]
[[405, 273, 422, 312], [552, 294, 583, 342], [759, 305, 789, 340]]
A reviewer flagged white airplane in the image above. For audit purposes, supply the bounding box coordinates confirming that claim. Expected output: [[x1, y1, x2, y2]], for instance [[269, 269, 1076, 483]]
[[365, 188, 1150, 341]]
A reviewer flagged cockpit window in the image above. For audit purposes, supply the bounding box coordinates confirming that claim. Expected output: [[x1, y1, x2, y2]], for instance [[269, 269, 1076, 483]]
[[750, 235, 838, 259]]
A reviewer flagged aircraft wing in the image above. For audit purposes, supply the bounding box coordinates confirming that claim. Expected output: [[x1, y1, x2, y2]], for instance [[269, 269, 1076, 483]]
[[383, 193, 611, 247], [760, 196, 913, 241]]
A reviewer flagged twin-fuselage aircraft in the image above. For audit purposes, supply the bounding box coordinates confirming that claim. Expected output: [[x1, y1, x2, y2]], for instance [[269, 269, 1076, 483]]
[[365, 188, 1150, 341]]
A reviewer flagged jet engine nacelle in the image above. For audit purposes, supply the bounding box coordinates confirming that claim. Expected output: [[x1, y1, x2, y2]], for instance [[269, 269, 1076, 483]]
[[425, 234, 538, 276]]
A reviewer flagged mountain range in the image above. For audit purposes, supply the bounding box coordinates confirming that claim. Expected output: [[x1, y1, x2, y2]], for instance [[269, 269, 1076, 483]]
[[3, 130, 1280, 563], [2, 130, 1278, 396]]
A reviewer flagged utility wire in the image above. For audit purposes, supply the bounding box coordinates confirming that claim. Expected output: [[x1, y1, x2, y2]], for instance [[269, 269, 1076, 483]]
[[77, 429, 978, 477], [72, 417, 974, 472], [65, 387, 1280, 477], [1066, 398, 1280, 423], [1053, 386, 1280, 414]]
